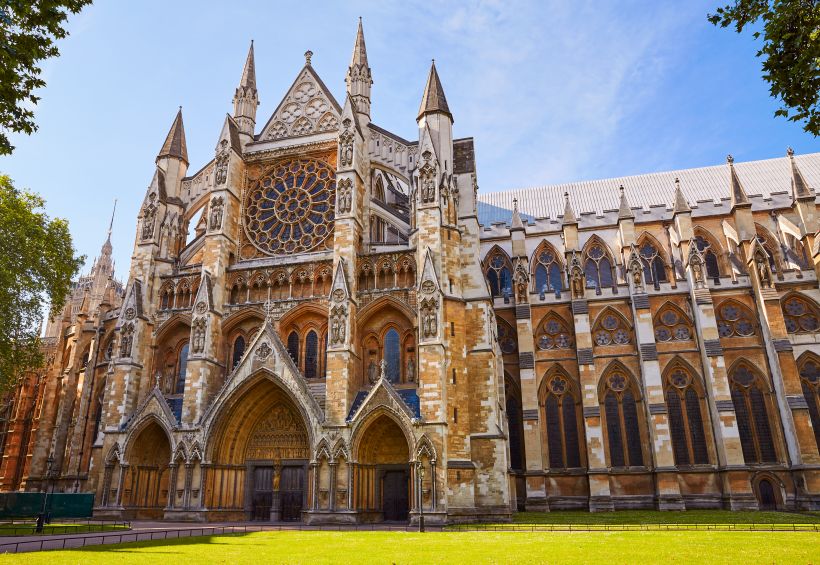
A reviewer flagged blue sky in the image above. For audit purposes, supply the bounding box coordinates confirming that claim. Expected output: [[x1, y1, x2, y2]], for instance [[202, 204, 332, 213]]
[[2, 0, 819, 279]]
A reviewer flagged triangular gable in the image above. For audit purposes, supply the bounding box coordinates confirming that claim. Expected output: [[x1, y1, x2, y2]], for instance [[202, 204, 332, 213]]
[[258, 64, 342, 142], [199, 319, 324, 429], [345, 374, 419, 425], [192, 271, 215, 314], [216, 114, 242, 154], [123, 386, 178, 431], [330, 259, 351, 301], [419, 249, 440, 293], [118, 279, 146, 326]]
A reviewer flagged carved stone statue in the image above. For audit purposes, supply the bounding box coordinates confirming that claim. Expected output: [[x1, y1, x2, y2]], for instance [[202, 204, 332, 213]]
[[570, 269, 585, 299], [406, 355, 416, 383], [119, 323, 134, 358], [337, 178, 352, 214], [755, 249, 772, 288], [192, 318, 206, 354], [379, 359, 387, 380], [209, 196, 224, 231], [141, 206, 156, 240], [214, 144, 229, 186], [330, 305, 346, 345], [514, 261, 529, 304], [421, 297, 438, 338], [367, 360, 378, 384], [339, 125, 354, 168], [420, 166, 436, 204]]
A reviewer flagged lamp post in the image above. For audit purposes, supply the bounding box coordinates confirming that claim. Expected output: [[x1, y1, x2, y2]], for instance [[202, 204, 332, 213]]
[[417, 462, 425, 533], [35, 454, 54, 533]]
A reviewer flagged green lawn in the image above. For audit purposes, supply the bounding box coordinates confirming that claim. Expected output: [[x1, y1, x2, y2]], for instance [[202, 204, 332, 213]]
[[0, 523, 128, 536], [509, 509, 820, 525], [1, 530, 819, 564]]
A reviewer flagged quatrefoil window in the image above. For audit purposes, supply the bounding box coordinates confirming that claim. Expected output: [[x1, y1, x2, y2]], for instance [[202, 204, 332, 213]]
[[244, 158, 336, 255]]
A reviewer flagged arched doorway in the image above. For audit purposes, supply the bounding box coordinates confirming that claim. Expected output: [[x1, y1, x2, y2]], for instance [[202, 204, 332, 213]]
[[123, 420, 172, 519], [207, 377, 310, 522], [757, 478, 778, 510], [356, 414, 411, 522]]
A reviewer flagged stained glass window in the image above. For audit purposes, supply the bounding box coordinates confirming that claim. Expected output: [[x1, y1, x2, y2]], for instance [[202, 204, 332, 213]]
[[799, 359, 820, 453], [544, 375, 582, 469], [485, 249, 512, 298], [593, 310, 632, 346], [730, 364, 777, 464], [782, 296, 820, 334], [639, 240, 667, 287], [232, 336, 245, 369], [243, 158, 336, 255], [533, 244, 563, 295], [694, 236, 720, 279], [304, 331, 318, 379], [384, 329, 400, 383], [175, 343, 189, 395], [536, 315, 573, 350], [602, 369, 644, 467], [584, 242, 613, 293], [665, 367, 709, 465], [653, 305, 693, 342], [716, 301, 757, 338]]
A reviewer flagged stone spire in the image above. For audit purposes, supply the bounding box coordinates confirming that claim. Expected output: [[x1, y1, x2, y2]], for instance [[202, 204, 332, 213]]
[[618, 185, 634, 219], [672, 177, 691, 215], [417, 60, 452, 123], [788, 147, 814, 201], [102, 199, 116, 256], [157, 107, 188, 164], [346, 18, 372, 121], [727, 154, 750, 208], [234, 41, 259, 140], [561, 191, 577, 225]]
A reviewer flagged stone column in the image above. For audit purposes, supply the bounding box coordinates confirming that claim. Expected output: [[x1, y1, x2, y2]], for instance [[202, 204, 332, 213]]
[[166, 464, 178, 510], [329, 462, 337, 511]]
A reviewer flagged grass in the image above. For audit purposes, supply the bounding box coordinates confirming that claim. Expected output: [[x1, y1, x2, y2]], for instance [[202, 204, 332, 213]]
[[1, 530, 819, 564], [0, 523, 128, 536], [509, 509, 820, 525]]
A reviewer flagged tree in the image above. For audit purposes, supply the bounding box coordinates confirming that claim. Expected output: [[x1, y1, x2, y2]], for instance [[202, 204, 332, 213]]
[[709, 1, 820, 135], [0, 1, 92, 155], [0, 175, 83, 391]]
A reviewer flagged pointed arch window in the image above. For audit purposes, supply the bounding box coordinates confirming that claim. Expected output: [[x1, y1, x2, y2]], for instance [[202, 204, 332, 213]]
[[602, 369, 644, 467], [505, 376, 525, 471], [287, 331, 300, 364], [785, 233, 809, 269], [533, 244, 563, 296], [496, 320, 518, 354], [231, 335, 245, 369], [304, 330, 319, 379], [592, 310, 632, 346], [664, 367, 709, 465], [653, 305, 693, 342], [799, 358, 820, 452], [755, 227, 780, 273], [694, 236, 721, 280], [536, 314, 573, 350], [485, 249, 512, 298], [638, 240, 667, 288], [782, 295, 820, 334], [384, 328, 400, 383], [543, 374, 582, 469], [716, 301, 757, 338], [583, 243, 613, 293], [175, 343, 189, 395], [730, 364, 777, 464]]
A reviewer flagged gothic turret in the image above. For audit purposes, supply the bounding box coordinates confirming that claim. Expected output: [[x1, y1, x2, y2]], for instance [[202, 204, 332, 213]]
[[155, 108, 189, 199], [346, 18, 372, 123], [417, 61, 453, 178], [233, 41, 259, 143]]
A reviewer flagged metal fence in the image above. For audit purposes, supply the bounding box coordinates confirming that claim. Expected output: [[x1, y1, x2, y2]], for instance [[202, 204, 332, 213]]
[[447, 523, 820, 532], [0, 523, 422, 554], [0, 519, 130, 537]]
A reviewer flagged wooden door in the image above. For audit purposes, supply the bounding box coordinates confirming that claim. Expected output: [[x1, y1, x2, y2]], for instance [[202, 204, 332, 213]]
[[252, 466, 273, 521], [382, 470, 409, 522], [280, 466, 305, 522]]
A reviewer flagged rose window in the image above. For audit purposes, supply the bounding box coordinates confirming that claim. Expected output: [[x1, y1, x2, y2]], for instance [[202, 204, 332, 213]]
[[716, 301, 756, 338], [783, 296, 820, 334], [654, 307, 692, 342], [244, 158, 335, 255], [536, 316, 573, 350], [594, 312, 631, 346]]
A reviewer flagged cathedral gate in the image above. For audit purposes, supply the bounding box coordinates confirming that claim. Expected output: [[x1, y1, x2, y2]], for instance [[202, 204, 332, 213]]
[[208, 377, 310, 521], [355, 414, 411, 522]]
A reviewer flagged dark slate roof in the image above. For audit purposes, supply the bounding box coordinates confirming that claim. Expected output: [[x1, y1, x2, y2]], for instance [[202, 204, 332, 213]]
[[345, 387, 421, 421], [157, 108, 188, 163], [417, 61, 452, 121], [166, 396, 183, 423]]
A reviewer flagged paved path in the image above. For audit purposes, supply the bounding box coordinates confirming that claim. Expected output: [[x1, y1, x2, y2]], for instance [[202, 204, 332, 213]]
[[0, 521, 439, 554]]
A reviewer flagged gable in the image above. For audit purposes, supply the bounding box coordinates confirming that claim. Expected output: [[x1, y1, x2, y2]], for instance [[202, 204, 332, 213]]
[[258, 65, 342, 142]]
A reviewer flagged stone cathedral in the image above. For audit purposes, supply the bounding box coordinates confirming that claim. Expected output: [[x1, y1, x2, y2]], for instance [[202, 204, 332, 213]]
[[2, 21, 820, 523]]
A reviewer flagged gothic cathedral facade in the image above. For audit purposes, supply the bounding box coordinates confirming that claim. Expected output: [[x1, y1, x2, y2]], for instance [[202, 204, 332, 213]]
[[2, 21, 820, 522]]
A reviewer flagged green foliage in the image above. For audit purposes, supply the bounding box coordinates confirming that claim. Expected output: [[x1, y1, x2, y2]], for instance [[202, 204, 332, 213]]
[[0, 0, 92, 155], [0, 175, 83, 390], [709, 0, 820, 135]]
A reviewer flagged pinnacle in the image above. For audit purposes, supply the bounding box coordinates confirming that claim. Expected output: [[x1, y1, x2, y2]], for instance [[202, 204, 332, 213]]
[[350, 17, 368, 68], [239, 40, 256, 90], [787, 147, 814, 201], [417, 60, 452, 122], [672, 177, 691, 215], [727, 154, 750, 208], [562, 191, 577, 224], [157, 108, 188, 164], [618, 185, 634, 220]]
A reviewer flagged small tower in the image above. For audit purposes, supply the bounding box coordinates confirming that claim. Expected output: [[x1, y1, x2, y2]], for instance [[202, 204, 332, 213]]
[[417, 60, 453, 174], [233, 41, 259, 143], [346, 18, 372, 124], [156, 107, 189, 198]]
